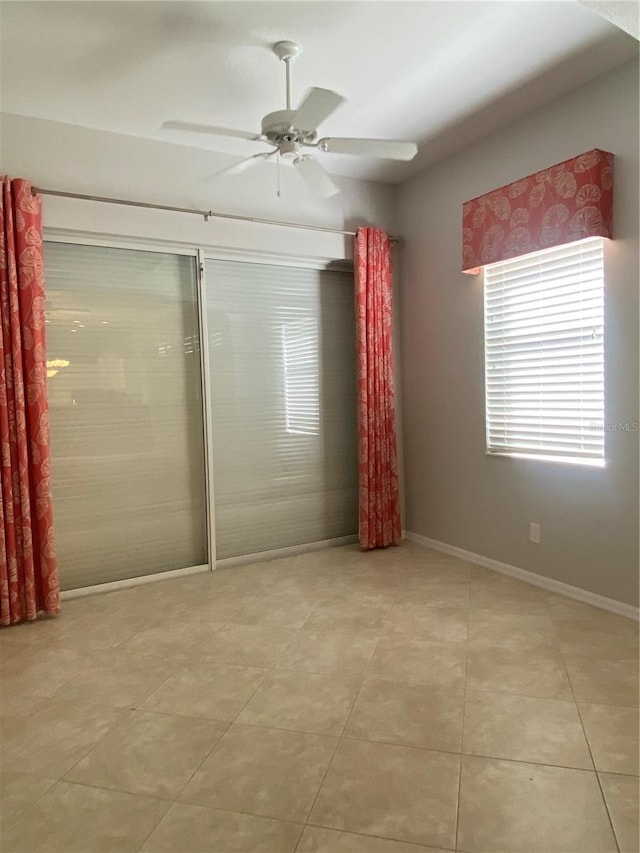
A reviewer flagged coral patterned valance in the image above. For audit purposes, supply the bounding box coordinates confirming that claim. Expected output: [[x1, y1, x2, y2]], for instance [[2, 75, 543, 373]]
[[462, 148, 613, 273]]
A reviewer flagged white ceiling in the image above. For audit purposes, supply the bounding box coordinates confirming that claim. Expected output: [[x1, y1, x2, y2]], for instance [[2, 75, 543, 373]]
[[1, 1, 637, 184]]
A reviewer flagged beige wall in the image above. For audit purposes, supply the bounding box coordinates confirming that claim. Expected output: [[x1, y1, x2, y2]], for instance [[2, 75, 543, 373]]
[[398, 59, 639, 606]]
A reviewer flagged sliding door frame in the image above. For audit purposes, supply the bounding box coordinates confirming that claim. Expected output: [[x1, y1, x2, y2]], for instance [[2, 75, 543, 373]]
[[45, 228, 354, 595], [202, 252, 359, 564], [196, 248, 217, 571], [44, 232, 213, 596]]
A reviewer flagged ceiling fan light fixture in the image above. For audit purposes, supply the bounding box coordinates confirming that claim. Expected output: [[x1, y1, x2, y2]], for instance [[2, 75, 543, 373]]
[[278, 140, 299, 159]]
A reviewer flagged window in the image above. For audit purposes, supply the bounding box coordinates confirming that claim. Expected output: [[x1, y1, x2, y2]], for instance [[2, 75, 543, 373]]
[[484, 237, 605, 466]]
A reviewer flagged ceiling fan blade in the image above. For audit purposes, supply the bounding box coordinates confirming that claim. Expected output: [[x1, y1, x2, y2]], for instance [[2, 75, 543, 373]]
[[293, 88, 346, 132], [318, 137, 418, 161], [162, 120, 263, 141], [209, 151, 275, 179], [294, 157, 340, 198]]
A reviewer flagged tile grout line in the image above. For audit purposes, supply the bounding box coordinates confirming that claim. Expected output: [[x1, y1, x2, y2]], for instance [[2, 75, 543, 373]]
[[51, 702, 173, 853], [556, 633, 622, 853], [132, 631, 281, 853], [302, 821, 458, 851], [156, 584, 313, 802], [166, 663, 271, 802], [302, 646, 380, 814], [293, 630, 384, 850], [453, 586, 472, 852], [0, 773, 58, 836], [278, 567, 377, 853], [294, 569, 469, 850], [48, 702, 136, 780], [36, 774, 176, 804], [336, 638, 381, 740]]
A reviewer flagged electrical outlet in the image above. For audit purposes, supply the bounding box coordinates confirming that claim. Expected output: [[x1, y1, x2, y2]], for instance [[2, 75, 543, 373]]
[[529, 522, 541, 544]]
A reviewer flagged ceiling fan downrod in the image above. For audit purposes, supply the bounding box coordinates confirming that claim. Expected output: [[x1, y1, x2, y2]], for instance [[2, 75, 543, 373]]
[[273, 41, 300, 111]]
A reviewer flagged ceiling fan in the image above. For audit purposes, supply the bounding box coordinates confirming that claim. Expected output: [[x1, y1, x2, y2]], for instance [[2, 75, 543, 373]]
[[162, 41, 418, 197]]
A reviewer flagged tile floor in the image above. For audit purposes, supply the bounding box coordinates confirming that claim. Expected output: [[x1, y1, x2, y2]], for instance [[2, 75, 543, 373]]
[[0, 542, 638, 852]]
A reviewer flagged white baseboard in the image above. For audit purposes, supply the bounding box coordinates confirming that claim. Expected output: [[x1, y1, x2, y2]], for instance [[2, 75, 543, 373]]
[[405, 531, 639, 622], [215, 535, 358, 570]]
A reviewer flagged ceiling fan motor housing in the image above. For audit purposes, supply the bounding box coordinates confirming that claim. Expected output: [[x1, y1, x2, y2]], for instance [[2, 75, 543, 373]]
[[261, 110, 316, 145]]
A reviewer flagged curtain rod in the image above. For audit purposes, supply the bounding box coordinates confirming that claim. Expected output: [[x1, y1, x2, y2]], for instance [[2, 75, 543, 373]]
[[31, 186, 400, 243]]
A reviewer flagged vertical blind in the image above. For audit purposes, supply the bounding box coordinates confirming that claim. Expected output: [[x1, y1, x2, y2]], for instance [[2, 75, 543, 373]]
[[484, 237, 605, 464], [206, 258, 358, 558], [45, 242, 207, 589]]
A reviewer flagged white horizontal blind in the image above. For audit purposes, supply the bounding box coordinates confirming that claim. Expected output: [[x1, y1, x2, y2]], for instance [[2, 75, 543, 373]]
[[484, 237, 605, 464], [44, 242, 207, 589], [206, 258, 358, 558]]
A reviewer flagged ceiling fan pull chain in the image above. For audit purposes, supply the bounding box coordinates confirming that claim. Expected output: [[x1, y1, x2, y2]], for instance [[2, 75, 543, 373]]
[[277, 151, 281, 198]]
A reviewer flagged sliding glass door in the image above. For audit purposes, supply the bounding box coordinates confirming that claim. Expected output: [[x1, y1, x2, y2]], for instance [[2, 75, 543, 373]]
[[43, 242, 357, 587], [44, 242, 207, 589], [205, 258, 358, 559]]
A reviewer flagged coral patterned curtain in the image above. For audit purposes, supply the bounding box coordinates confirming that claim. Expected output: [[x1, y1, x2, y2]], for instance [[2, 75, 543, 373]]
[[354, 227, 401, 550], [0, 177, 59, 625]]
